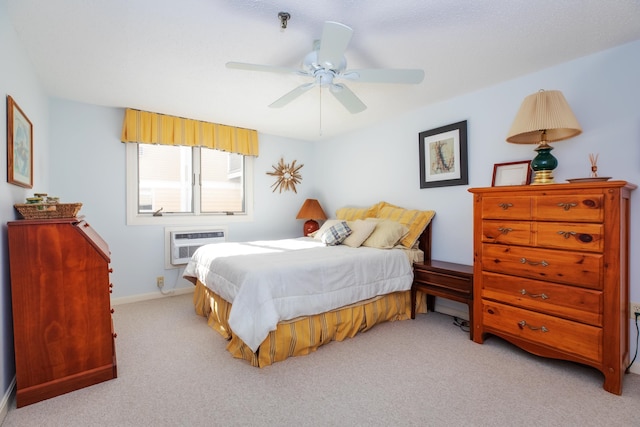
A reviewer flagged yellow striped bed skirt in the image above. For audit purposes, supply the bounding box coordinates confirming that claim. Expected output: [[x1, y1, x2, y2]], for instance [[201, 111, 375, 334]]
[[193, 279, 427, 367]]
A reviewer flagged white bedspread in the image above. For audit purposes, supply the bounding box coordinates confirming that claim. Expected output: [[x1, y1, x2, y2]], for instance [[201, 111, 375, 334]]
[[183, 238, 413, 352]]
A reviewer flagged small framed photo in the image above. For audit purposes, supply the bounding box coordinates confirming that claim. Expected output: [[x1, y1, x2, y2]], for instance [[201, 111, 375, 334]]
[[419, 120, 468, 188], [492, 160, 532, 186], [7, 95, 33, 188]]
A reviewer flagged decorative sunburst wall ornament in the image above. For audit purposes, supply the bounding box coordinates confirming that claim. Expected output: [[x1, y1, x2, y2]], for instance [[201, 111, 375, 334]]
[[266, 157, 303, 193]]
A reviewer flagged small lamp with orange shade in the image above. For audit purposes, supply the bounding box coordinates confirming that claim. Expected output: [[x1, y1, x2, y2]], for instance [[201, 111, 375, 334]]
[[296, 199, 327, 236]]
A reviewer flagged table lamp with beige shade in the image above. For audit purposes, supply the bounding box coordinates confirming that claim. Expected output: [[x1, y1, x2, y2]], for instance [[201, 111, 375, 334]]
[[506, 90, 582, 185]]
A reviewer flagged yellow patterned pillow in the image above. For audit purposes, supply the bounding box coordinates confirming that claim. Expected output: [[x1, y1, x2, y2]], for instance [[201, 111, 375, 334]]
[[376, 203, 435, 248], [365, 201, 388, 218], [335, 205, 377, 221]]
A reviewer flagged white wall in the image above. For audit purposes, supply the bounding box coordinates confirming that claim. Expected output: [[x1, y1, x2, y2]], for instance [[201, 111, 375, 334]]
[[48, 99, 317, 300], [314, 39, 640, 372], [0, 0, 51, 416]]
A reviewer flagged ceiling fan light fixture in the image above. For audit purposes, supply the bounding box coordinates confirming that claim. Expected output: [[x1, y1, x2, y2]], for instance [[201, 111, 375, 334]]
[[315, 70, 336, 86], [303, 50, 346, 74]]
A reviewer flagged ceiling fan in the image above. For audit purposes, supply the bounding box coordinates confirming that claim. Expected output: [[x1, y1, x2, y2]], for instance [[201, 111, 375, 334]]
[[226, 21, 425, 114]]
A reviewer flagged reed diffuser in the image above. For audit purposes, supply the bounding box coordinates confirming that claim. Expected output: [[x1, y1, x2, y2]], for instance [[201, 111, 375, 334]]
[[589, 153, 598, 178]]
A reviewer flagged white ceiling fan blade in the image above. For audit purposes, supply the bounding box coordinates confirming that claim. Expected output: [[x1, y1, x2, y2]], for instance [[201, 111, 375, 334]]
[[342, 69, 425, 84], [330, 84, 367, 114], [269, 83, 316, 108], [226, 61, 309, 77], [317, 22, 353, 70]]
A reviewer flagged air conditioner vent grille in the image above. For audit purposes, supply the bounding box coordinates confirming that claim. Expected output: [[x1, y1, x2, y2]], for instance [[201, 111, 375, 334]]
[[173, 231, 225, 240], [169, 229, 226, 265]]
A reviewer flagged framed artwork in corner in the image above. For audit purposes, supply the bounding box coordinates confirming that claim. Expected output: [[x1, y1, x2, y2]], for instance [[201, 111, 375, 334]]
[[7, 95, 33, 188], [419, 120, 468, 188], [492, 160, 532, 186]]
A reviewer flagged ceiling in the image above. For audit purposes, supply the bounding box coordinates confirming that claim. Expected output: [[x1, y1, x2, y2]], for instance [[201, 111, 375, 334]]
[[6, 0, 640, 141]]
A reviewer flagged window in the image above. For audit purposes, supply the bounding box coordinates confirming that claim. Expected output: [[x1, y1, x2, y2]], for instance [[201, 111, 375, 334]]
[[200, 147, 245, 213], [126, 143, 253, 225]]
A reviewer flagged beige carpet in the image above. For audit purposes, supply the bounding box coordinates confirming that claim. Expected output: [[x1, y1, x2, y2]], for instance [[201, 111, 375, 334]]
[[3, 292, 639, 426]]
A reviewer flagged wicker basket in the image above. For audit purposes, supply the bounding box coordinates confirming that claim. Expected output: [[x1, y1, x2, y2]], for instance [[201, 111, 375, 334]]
[[14, 203, 82, 220]]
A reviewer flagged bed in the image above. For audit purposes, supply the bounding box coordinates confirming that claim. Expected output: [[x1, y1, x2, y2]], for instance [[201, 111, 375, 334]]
[[183, 201, 435, 367]]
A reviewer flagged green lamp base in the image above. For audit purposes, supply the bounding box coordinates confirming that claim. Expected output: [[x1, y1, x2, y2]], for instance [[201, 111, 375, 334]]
[[531, 144, 558, 185]]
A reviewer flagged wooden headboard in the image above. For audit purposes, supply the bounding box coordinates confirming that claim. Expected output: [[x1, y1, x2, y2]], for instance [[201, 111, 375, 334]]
[[417, 222, 432, 261]]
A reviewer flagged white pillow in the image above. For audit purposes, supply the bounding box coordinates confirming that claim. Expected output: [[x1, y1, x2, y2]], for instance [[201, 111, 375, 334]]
[[343, 220, 377, 248]]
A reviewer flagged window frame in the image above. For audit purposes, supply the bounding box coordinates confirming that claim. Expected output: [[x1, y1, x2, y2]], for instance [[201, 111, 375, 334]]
[[125, 143, 254, 226]]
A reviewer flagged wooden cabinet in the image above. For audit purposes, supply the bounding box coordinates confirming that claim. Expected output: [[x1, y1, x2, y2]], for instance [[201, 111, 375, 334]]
[[8, 217, 117, 407], [469, 181, 635, 395]]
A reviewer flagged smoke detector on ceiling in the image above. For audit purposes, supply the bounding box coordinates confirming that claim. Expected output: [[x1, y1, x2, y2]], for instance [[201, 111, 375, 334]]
[[278, 12, 290, 30]]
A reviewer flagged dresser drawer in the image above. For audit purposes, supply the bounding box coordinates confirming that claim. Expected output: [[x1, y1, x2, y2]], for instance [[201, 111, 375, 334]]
[[481, 196, 531, 220], [481, 272, 603, 326], [481, 220, 531, 245], [481, 300, 602, 364], [534, 222, 604, 252], [482, 220, 604, 252], [533, 194, 604, 222], [481, 244, 603, 289]]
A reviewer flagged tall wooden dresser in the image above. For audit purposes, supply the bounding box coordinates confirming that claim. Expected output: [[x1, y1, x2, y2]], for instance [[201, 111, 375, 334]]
[[8, 217, 117, 407], [468, 181, 635, 395]]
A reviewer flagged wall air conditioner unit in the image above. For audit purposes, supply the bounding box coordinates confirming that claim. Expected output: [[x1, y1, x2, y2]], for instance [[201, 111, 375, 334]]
[[169, 229, 226, 265]]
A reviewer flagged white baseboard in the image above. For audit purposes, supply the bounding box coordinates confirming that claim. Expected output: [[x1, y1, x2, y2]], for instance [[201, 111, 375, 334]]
[[111, 286, 193, 306], [434, 298, 469, 321], [1, 377, 16, 424]]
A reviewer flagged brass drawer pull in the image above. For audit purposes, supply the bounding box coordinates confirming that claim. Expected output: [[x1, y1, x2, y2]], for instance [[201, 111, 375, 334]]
[[518, 320, 549, 333], [498, 202, 513, 210], [520, 257, 549, 267], [520, 289, 549, 299], [557, 202, 578, 211], [558, 231, 595, 243], [498, 227, 513, 235], [557, 230, 577, 239]]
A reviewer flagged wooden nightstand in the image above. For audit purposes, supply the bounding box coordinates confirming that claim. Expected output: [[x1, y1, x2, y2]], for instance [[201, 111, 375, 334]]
[[411, 260, 474, 339]]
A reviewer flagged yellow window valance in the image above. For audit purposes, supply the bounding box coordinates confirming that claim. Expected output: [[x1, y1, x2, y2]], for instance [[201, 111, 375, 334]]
[[120, 108, 259, 156]]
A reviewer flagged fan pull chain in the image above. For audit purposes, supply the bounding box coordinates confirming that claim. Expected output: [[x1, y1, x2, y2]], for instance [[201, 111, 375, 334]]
[[318, 76, 323, 136]]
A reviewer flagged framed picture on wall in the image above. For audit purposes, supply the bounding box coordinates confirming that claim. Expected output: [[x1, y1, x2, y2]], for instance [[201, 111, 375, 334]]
[[7, 95, 33, 188], [492, 160, 532, 186], [419, 120, 468, 188]]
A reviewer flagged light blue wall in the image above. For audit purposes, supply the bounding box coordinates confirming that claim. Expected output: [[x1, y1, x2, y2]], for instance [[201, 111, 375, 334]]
[[314, 39, 640, 371], [48, 99, 317, 300], [0, 0, 51, 413], [2, 2, 640, 410], [315, 39, 640, 265], [316, 36, 640, 274]]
